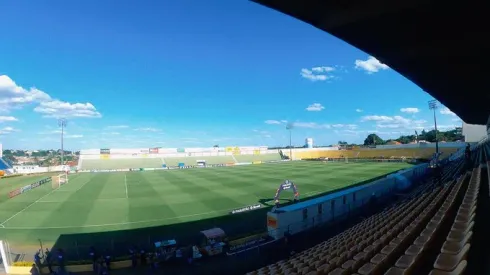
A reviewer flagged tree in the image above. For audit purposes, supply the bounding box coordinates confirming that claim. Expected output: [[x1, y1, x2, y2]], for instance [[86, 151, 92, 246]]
[[364, 134, 385, 146], [213, 144, 219, 148], [338, 141, 348, 145]]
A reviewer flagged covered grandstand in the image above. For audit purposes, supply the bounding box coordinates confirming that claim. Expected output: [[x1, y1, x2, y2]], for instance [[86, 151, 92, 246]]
[[77, 145, 463, 171], [237, 1, 490, 274]]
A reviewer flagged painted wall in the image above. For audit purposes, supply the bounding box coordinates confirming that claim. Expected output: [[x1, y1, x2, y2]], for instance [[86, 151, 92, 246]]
[[12, 165, 69, 174], [463, 122, 488, 142], [267, 163, 428, 239]]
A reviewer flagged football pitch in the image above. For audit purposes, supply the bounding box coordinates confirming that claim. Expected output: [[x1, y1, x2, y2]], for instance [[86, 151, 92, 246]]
[[0, 161, 410, 255]]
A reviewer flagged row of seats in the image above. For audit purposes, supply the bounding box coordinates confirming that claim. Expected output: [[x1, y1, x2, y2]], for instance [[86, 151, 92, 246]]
[[428, 167, 480, 274], [245, 160, 465, 275], [385, 167, 480, 274]]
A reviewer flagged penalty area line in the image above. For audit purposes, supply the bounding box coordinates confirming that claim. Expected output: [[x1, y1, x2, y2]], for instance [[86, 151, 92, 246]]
[[124, 174, 128, 199]]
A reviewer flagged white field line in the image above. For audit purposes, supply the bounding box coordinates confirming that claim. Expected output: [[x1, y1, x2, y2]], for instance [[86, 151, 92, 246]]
[[1, 206, 242, 230], [124, 174, 128, 198], [0, 174, 85, 227]]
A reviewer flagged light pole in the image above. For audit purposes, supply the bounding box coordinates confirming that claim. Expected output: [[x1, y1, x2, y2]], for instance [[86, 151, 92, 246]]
[[428, 100, 439, 154], [58, 118, 67, 166], [286, 122, 293, 161]]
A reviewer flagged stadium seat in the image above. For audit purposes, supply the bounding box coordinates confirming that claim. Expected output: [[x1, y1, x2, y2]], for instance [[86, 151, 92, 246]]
[[245, 157, 475, 275]]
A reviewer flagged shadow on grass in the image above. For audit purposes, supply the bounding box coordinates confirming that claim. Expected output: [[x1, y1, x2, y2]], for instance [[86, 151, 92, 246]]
[[49, 167, 407, 262]]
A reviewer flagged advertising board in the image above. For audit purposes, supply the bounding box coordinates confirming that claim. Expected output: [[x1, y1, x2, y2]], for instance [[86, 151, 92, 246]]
[[149, 148, 158, 154], [100, 148, 110, 154], [8, 188, 21, 198], [230, 204, 262, 214]]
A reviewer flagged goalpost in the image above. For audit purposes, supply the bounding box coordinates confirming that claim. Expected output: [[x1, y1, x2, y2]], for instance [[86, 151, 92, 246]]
[[0, 240, 11, 274], [51, 172, 69, 189]]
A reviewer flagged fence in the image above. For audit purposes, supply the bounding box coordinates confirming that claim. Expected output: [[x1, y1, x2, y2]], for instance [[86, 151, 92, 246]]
[[324, 158, 408, 163]]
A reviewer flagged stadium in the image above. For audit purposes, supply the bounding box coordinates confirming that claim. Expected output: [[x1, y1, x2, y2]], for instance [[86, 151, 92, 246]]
[[1, 0, 490, 275], [0, 139, 486, 274]]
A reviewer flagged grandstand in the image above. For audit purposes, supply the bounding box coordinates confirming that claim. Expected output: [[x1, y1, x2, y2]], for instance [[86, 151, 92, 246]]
[[285, 147, 461, 161], [78, 147, 283, 170], [77, 145, 464, 171], [244, 140, 488, 275], [80, 158, 164, 170]]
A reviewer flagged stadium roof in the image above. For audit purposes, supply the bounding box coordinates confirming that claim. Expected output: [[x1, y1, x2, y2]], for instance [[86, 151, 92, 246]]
[[252, 0, 490, 125]]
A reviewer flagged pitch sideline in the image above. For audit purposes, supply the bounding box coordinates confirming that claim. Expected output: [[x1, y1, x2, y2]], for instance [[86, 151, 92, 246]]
[[0, 174, 85, 227], [1, 183, 351, 230]]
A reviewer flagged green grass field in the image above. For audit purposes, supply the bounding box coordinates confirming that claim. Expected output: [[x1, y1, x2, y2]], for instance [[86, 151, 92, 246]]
[[0, 161, 410, 259]]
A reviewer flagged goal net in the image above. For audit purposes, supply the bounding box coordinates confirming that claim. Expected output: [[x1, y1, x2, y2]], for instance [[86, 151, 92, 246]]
[[51, 173, 69, 189]]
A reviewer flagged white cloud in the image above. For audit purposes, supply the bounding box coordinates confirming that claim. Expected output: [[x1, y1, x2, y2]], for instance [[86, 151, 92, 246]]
[[361, 115, 426, 130], [65, 134, 83, 139], [34, 100, 101, 118], [300, 66, 335, 81], [400, 107, 420, 114], [332, 124, 358, 130], [134, 127, 161, 132], [106, 125, 129, 129], [306, 103, 325, 112], [356, 109, 363, 113], [292, 122, 331, 129], [361, 115, 393, 122], [1, 75, 102, 119], [0, 116, 18, 122], [264, 120, 282, 125], [440, 107, 456, 116], [354, 56, 389, 74], [39, 130, 64, 135], [0, 75, 50, 112], [0, 126, 19, 135]]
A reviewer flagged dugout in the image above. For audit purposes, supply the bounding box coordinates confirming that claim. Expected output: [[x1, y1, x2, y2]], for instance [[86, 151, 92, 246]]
[[198, 227, 227, 256]]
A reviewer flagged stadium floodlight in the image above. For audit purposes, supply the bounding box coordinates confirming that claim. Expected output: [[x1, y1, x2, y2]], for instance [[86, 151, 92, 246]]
[[58, 118, 67, 166], [286, 122, 294, 161], [428, 100, 439, 154]]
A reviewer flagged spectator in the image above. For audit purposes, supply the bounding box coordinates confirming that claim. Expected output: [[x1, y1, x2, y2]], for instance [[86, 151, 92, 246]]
[[56, 249, 65, 272], [30, 263, 39, 275], [140, 249, 147, 266], [104, 249, 111, 271], [45, 248, 53, 274], [34, 250, 42, 271], [129, 247, 137, 268], [433, 164, 443, 186], [89, 246, 97, 272]]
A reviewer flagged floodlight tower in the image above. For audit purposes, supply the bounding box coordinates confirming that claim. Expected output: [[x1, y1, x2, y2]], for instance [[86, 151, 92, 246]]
[[58, 118, 67, 166], [286, 122, 294, 161], [428, 100, 439, 154]]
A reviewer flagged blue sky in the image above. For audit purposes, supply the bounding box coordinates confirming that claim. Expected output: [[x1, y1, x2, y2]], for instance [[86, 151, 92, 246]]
[[0, 0, 462, 150]]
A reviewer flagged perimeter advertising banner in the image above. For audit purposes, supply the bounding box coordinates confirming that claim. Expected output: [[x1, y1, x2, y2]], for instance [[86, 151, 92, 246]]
[[8, 177, 51, 199], [100, 148, 110, 154], [149, 148, 158, 154]]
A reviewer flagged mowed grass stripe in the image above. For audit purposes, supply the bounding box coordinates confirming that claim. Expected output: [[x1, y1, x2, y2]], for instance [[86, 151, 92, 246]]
[[127, 172, 178, 224], [158, 171, 244, 214], [32, 173, 108, 230], [0, 162, 412, 247]]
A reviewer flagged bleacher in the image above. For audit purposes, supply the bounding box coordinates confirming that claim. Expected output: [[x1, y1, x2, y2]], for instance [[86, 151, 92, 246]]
[[0, 157, 12, 171], [291, 148, 459, 161], [233, 153, 282, 163], [245, 140, 489, 275], [81, 158, 164, 170], [163, 155, 235, 166]]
